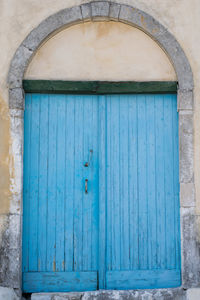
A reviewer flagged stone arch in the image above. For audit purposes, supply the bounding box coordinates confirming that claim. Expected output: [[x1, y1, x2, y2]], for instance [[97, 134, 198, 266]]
[[8, 1, 193, 110]]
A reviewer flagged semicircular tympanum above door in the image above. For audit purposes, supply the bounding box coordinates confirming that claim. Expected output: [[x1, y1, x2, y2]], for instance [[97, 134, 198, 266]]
[[24, 21, 176, 82]]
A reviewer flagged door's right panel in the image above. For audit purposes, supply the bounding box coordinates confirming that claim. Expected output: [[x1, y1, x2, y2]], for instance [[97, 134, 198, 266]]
[[105, 94, 181, 289]]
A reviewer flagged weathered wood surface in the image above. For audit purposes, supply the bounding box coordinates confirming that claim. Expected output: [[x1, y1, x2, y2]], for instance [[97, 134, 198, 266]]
[[23, 93, 180, 292], [23, 272, 97, 293]]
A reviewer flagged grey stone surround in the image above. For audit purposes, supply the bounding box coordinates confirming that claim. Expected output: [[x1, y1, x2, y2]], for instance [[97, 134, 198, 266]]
[[3, 1, 199, 299]]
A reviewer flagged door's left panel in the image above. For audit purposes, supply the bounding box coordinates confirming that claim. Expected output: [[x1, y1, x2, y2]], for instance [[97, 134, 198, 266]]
[[22, 94, 99, 293]]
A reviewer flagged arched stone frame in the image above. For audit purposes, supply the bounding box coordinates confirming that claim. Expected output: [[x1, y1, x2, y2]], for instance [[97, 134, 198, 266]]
[[6, 1, 199, 298]]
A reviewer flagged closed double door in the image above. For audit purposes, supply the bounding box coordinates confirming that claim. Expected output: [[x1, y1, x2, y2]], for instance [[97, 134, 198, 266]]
[[23, 93, 181, 293]]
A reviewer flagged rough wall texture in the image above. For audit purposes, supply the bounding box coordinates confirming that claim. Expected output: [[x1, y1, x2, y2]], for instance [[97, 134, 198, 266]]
[[0, 95, 11, 215], [0, 0, 200, 299]]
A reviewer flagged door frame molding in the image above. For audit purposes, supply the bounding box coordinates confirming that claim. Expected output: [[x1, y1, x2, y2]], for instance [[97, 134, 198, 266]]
[[6, 1, 198, 298], [23, 80, 177, 94]]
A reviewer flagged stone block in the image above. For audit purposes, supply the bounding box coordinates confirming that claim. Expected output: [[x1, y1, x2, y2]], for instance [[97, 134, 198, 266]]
[[54, 293, 82, 300], [31, 294, 52, 300], [196, 215, 200, 242], [119, 5, 166, 39], [57, 6, 82, 27], [179, 111, 193, 135], [10, 125, 23, 156], [9, 88, 24, 110], [81, 3, 92, 21], [0, 221, 21, 288], [10, 110, 24, 198], [0, 287, 19, 300], [8, 214, 21, 249], [180, 183, 195, 207], [109, 3, 121, 20], [91, 1, 110, 21], [181, 208, 200, 288], [10, 159, 23, 202], [155, 31, 193, 91], [31, 293, 83, 300], [179, 112, 194, 183], [22, 6, 82, 53], [178, 90, 193, 111], [8, 46, 33, 89], [0, 248, 21, 289], [187, 288, 200, 300], [10, 111, 24, 136], [0, 214, 9, 246], [9, 193, 21, 215], [9, 112, 23, 211], [0, 214, 20, 246], [9, 109, 24, 119], [9, 148, 23, 196]]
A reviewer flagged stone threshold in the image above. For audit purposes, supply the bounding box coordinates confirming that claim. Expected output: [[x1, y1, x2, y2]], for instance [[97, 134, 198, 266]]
[[31, 288, 186, 300]]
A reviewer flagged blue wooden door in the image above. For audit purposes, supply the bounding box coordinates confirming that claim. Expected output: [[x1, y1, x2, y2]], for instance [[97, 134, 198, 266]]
[[23, 93, 181, 292], [99, 94, 181, 289], [23, 94, 99, 292]]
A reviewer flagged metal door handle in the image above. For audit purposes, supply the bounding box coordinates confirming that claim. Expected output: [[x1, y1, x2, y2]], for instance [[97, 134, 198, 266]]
[[84, 150, 93, 167], [85, 179, 88, 194]]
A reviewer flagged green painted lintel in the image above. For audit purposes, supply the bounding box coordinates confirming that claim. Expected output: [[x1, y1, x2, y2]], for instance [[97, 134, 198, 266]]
[[23, 80, 177, 94]]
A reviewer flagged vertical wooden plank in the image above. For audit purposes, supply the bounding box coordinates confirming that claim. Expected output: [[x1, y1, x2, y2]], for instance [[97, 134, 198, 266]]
[[155, 95, 166, 269], [171, 95, 181, 270], [37, 94, 48, 271], [23, 94, 32, 272], [128, 95, 139, 270], [137, 95, 148, 269], [28, 94, 40, 271], [74, 95, 84, 271], [163, 95, 175, 269], [65, 95, 75, 271], [46, 94, 57, 272], [106, 96, 112, 272], [111, 95, 120, 270], [56, 95, 66, 271], [82, 95, 99, 272], [146, 95, 157, 269], [91, 95, 99, 272], [99, 95, 106, 288], [119, 95, 129, 270], [82, 95, 93, 271]]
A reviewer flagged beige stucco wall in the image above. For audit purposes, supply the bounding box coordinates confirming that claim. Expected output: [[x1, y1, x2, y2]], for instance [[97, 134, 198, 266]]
[[0, 0, 200, 231], [25, 22, 176, 81]]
